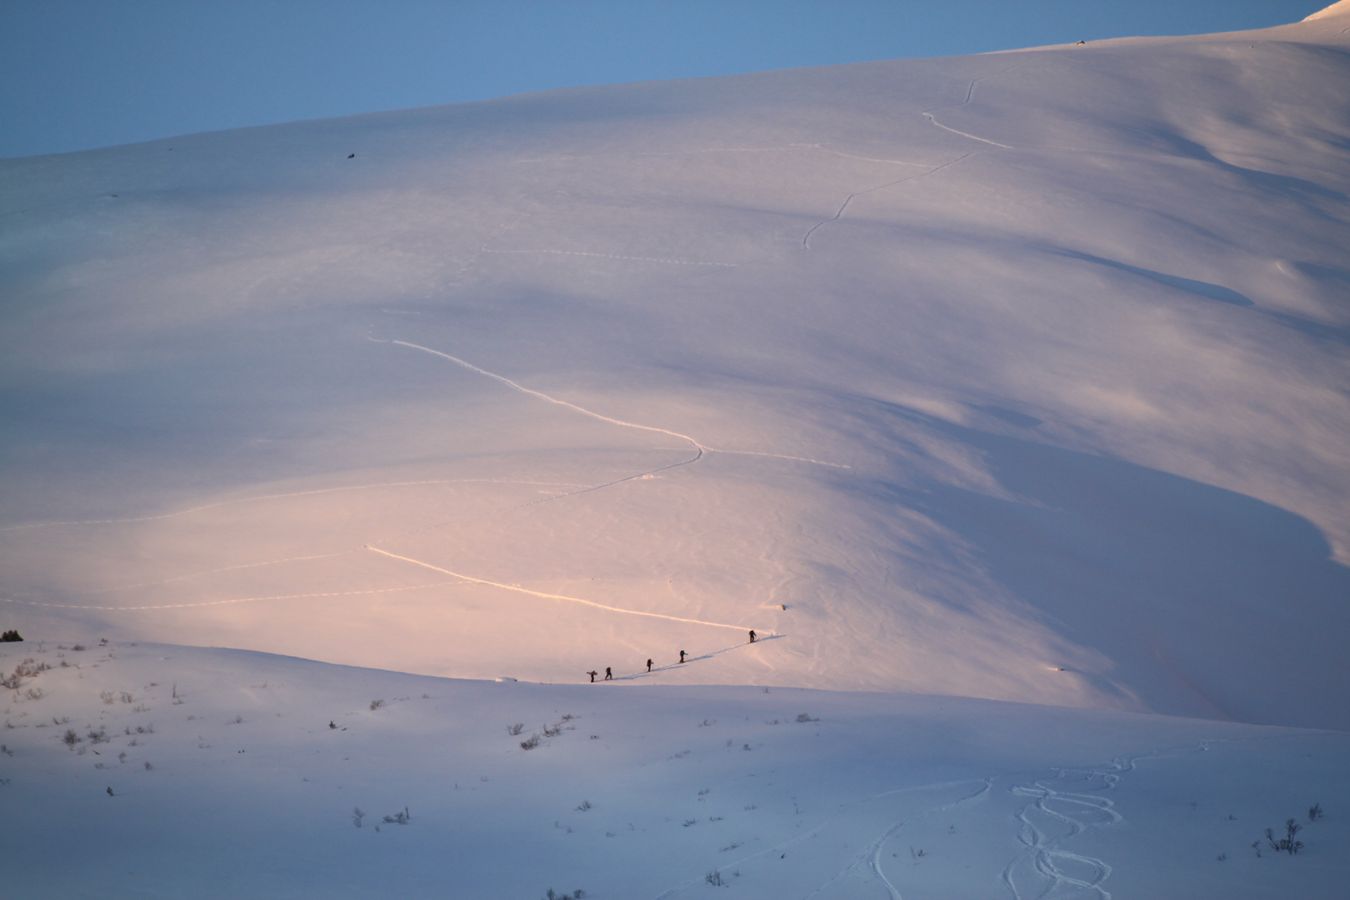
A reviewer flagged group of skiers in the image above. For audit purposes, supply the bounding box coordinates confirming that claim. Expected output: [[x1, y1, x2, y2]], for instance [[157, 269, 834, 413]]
[[586, 630, 758, 683]]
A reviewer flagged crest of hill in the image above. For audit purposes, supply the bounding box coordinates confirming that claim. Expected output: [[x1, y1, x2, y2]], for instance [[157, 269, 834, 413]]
[[1305, 0, 1350, 20]]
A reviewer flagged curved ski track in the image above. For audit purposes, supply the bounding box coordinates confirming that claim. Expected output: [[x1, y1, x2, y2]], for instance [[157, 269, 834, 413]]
[[801, 152, 974, 249], [920, 65, 1021, 151], [366, 545, 758, 633], [999, 742, 1221, 900], [654, 777, 992, 900], [800, 63, 1022, 250], [375, 337, 848, 470]]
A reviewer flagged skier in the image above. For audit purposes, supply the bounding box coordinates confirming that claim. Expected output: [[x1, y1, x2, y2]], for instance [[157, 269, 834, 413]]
[[646, 658, 653, 673], [749, 629, 757, 643], [587, 670, 598, 683], [679, 650, 687, 663], [604, 666, 613, 681]]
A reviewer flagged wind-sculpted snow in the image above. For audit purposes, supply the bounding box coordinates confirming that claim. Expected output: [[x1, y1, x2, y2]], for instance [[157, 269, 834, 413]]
[[2, 8, 1349, 731]]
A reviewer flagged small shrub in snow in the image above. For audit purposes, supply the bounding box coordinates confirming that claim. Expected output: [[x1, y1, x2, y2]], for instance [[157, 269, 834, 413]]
[[369, 699, 384, 711], [543, 889, 585, 900], [23, 687, 44, 701], [507, 722, 525, 736], [795, 713, 819, 723], [382, 807, 411, 825], [62, 729, 81, 749], [520, 734, 542, 751], [0, 630, 21, 642], [575, 800, 592, 812], [543, 723, 562, 738], [705, 870, 724, 886], [87, 726, 109, 744], [1309, 803, 1323, 822], [353, 807, 366, 828], [1264, 819, 1304, 855]]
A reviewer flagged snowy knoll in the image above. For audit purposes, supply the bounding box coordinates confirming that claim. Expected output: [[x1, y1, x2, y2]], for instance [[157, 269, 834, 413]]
[[3, 10, 1350, 732], [1, 641, 1347, 898]]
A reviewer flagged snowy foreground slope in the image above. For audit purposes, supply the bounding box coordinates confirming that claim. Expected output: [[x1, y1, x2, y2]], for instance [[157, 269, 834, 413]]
[[2, 641, 1348, 899], [2, 3, 1350, 896], [2, 6, 1350, 733]]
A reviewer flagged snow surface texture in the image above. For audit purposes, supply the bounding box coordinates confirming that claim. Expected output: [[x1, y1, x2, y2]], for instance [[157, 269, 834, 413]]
[[2, 6, 1350, 737], [2, 641, 1347, 899]]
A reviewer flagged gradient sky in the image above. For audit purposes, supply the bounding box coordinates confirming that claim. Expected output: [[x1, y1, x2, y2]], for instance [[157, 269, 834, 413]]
[[1, 0, 1328, 158]]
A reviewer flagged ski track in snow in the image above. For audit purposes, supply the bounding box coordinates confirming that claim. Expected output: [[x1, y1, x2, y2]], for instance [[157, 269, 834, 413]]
[[921, 115, 1015, 150], [920, 66, 1021, 151], [375, 337, 848, 470], [801, 153, 974, 249], [659, 737, 1286, 900], [999, 742, 1221, 900], [365, 544, 760, 633], [801, 64, 1025, 250], [655, 777, 992, 900]]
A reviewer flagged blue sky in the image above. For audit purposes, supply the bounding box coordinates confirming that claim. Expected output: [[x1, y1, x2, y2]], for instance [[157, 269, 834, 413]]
[[0, 0, 1327, 158]]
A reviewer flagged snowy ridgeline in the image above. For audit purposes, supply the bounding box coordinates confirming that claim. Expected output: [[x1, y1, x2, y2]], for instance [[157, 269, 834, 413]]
[[1, 641, 1347, 898]]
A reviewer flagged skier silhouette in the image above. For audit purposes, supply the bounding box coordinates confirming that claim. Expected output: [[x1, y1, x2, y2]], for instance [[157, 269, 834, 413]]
[[646, 658, 653, 673], [587, 670, 598, 683], [679, 650, 687, 663], [604, 667, 613, 681], [749, 629, 757, 643]]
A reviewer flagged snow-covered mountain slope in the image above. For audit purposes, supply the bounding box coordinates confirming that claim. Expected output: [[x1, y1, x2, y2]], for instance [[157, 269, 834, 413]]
[[3, 10, 1349, 729], [2, 641, 1347, 899]]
